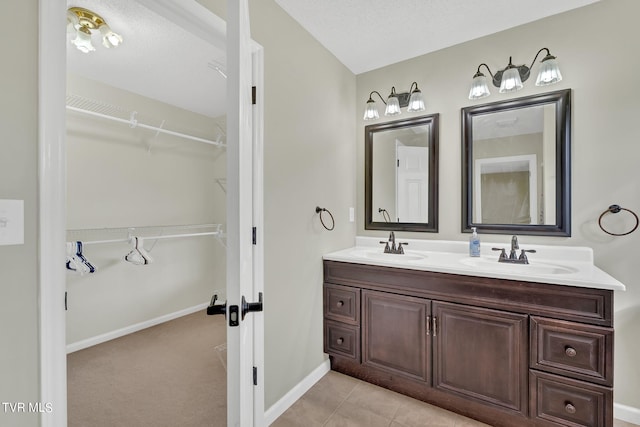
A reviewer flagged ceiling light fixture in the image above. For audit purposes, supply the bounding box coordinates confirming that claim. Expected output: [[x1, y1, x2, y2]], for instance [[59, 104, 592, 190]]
[[67, 7, 123, 53], [468, 48, 562, 100], [363, 82, 425, 121]]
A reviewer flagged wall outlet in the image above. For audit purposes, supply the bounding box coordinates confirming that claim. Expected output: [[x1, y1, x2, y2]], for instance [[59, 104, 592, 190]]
[[0, 199, 24, 246]]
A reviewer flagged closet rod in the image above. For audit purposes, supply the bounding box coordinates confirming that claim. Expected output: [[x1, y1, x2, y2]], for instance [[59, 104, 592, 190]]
[[67, 223, 222, 233], [76, 231, 221, 246], [66, 105, 226, 147]]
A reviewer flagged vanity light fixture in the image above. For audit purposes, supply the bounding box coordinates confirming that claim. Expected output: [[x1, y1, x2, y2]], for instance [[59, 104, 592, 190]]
[[468, 48, 562, 100], [363, 82, 425, 121], [67, 7, 123, 53]]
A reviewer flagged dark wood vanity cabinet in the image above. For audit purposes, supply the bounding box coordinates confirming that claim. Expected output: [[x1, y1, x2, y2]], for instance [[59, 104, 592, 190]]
[[362, 290, 430, 383], [433, 301, 529, 414], [323, 260, 615, 427]]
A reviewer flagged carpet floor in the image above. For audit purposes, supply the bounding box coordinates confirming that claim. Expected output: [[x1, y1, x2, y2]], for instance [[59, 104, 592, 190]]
[[67, 310, 227, 427]]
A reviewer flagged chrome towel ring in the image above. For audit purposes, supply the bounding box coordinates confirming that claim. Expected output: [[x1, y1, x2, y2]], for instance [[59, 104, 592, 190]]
[[378, 208, 391, 223], [315, 206, 335, 231], [598, 204, 639, 236]]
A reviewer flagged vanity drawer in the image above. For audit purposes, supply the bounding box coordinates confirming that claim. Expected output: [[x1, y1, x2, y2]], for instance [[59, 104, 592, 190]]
[[324, 284, 360, 325], [324, 320, 360, 361], [531, 317, 613, 386], [530, 370, 612, 427]]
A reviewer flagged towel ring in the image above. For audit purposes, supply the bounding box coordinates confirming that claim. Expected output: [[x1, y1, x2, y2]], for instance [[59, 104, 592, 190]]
[[378, 208, 391, 223], [315, 206, 335, 231], [598, 204, 639, 236]]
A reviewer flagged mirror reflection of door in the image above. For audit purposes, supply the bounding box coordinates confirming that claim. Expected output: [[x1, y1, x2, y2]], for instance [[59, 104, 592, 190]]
[[368, 117, 436, 231], [470, 104, 554, 226], [396, 144, 429, 222], [474, 155, 537, 224]]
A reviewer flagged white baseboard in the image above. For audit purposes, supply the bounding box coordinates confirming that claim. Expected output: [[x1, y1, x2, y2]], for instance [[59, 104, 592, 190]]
[[263, 359, 331, 425], [615, 402, 640, 425], [66, 302, 210, 353]]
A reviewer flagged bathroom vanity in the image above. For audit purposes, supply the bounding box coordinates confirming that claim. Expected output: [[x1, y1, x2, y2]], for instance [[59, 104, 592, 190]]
[[323, 238, 624, 427]]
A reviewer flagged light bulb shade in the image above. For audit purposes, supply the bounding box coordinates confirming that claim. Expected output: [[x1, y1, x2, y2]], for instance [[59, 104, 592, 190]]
[[536, 57, 562, 86], [99, 24, 123, 48], [384, 96, 401, 116], [468, 74, 491, 100], [71, 26, 96, 53], [499, 67, 523, 93], [67, 11, 79, 35], [407, 90, 426, 112], [363, 100, 380, 120]]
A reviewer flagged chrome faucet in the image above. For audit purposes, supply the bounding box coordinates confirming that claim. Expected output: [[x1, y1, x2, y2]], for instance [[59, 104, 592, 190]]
[[492, 235, 536, 264], [510, 235, 519, 260], [379, 231, 408, 254]]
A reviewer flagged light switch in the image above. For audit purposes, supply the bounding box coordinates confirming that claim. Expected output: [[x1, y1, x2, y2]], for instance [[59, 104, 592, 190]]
[[0, 199, 24, 246], [349, 207, 355, 222]]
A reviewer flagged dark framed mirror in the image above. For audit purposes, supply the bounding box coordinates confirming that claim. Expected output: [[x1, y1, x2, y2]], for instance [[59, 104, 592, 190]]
[[365, 114, 439, 232], [462, 89, 571, 236]]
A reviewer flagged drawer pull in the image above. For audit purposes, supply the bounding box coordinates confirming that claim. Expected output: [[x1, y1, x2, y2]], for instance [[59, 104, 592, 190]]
[[565, 346, 577, 357], [336, 300, 344, 307], [336, 337, 344, 345], [565, 402, 576, 414]]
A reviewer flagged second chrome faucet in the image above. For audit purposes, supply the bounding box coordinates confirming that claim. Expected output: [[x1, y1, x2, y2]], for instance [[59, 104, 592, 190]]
[[492, 235, 536, 264]]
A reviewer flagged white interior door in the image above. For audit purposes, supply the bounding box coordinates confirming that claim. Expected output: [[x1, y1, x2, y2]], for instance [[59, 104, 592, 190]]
[[396, 144, 429, 223], [227, 0, 265, 425]]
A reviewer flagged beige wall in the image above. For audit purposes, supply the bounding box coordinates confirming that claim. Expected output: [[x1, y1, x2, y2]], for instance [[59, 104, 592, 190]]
[[0, 0, 40, 426], [357, 0, 640, 409]]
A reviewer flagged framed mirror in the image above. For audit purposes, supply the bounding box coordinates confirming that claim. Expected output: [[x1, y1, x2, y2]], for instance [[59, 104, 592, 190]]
[[365, 114, 439, 232], [462, 89, 571, 236]]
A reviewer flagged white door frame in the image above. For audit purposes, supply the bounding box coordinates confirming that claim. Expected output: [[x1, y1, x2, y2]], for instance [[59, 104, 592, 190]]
[[474, 154, 538, 224], [37, 1, 264, 425], [395, 143, 429, 223]]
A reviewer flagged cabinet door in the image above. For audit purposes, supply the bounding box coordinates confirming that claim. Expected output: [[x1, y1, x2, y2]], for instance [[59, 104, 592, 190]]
[[362, 290, 430, 382], [433, 301, 528, 414]]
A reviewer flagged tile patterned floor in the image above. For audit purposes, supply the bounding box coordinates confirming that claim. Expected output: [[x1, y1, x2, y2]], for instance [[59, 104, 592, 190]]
[[273, 370, 639, 427]]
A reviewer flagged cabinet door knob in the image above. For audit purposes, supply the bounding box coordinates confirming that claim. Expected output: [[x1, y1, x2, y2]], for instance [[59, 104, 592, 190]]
[[336, 300, 344, 307], [565, 403, 576, 414], [336, 337, 344, 345], [565, 347, 577, 357]]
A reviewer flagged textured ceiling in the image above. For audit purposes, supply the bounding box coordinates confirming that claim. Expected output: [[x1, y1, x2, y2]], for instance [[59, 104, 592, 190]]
[[273, 0, 600, 74], [67, 0, 599, 116], [66, 0, 227, 118]]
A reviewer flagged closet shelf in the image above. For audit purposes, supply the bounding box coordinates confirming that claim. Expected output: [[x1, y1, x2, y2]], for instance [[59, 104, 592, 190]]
[[66, 94, 226, 148]]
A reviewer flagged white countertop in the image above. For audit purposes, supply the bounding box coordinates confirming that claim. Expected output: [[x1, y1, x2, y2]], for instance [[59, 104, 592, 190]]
[[323, 237, 625, 291]]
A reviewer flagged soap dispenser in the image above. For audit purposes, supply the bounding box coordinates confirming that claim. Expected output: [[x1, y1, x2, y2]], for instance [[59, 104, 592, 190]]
[[469, 227, 481, 257]]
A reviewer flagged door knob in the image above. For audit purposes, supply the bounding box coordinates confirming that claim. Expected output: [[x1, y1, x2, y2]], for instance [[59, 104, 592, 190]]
[[207, 294, 227, 316], [241, 292, 264, 320]]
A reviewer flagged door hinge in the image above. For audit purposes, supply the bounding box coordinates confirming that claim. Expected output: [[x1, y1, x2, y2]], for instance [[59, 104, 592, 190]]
[[397, 159, 400, 167], [252, 86, 256, 105], [253, 366, 258, 386], [65, 291, 68, 311], [252, 226, 257, 245]]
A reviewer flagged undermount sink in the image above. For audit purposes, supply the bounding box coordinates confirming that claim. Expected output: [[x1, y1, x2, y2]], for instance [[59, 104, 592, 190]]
[[458, 257, 578, 275], [354, 250, 425, 262]]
